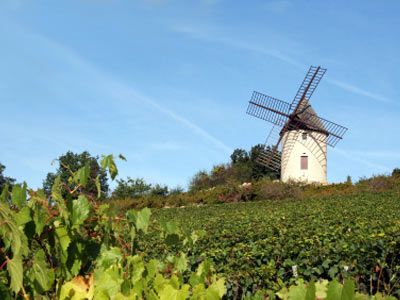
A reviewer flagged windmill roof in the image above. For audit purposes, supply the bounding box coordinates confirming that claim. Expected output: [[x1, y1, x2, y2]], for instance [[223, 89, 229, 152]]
[[283, 99, 327, 134]]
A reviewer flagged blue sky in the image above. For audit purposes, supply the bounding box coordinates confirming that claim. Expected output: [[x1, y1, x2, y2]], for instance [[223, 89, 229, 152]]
[[0, 0, 399, 189]]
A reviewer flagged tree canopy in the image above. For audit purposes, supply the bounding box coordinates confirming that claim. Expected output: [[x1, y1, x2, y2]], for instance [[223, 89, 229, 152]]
[[189, 145, 280, 192], [0, 162, 15, 192], [43, 151, 109, 199]]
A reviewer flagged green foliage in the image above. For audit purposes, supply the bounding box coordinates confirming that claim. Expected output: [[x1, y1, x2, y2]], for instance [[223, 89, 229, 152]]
[[151, 183, 169, 197], [0, 162, 15, 193], [145, 192, 400, 298], [392, 168, 400, 177], [0, 154, 226, 299], [112, 177, 152, 199], [43, 150, 109, 200], [188, 144, 279, 192], [1, 153, 399, 299], [11, 182, 27, 209]]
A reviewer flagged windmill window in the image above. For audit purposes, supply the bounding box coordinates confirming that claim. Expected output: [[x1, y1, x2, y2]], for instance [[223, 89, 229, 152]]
[[302, 132, 307, 140], [300, 156, 308, 170]]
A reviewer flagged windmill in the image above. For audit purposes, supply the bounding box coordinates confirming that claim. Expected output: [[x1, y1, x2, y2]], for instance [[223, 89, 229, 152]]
[[246, 66, 348, 184]]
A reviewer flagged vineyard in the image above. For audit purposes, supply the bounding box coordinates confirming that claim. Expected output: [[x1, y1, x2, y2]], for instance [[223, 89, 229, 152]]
[[0, 155, 399, 299], [144, 191, 400, 298]]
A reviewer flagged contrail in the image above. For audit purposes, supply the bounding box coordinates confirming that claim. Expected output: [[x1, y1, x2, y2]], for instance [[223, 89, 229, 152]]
[[173, 24, 392, 104], [26, 27, 233, 155]]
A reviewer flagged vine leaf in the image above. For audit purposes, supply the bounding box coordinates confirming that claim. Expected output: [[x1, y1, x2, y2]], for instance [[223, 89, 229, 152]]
[[73, 163, 90, 188], [95, 175, 101, 199], [341, 279, 355, 300], [11, 183, 27, 209], [30, 250, 54, 293], [326, 279, 342, 300], [101, 155, 118, 180], [208, 278, 226, 299], [60, 275, 93, 300], [7, 256, 23, 294], [159, 284, 190, 300], [33, 204, 47, 235], [71, 195, 90, 228], [55, 226, 71, 258], [127, 208, 151, 233]]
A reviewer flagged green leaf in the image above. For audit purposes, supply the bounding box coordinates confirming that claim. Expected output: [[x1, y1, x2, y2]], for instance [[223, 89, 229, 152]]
[[118, 154, 127, 161], [70, 195, 90, 228], [208, 278, 226, 299], [0, 184, 9, 202], [127, 208, 152, 233], [7, 256, 23, 294], [342, 279, 355, 300], [315, 280, 328, 299], [33, 203, 47, 235], [30, 249, 55, 293], [14, 206, 31, 226], [51, 176, 69, 222], [101, 155, 118, 180], [127, 255, 145, 284], [0, 202, 22, 256], [159, 284, 190, 300], [51, 176, 63, 201], [174, 253, 188, 273], [73, 163, 90, 187], [55, 226, 71, 256], [326, 279, 342, 300], [60, 275, 94, 300], [11, 183, 27, 209], [95, 175, 101, 198], [94, 265, 123, 299], [286, 281, 306, 300], [305, 281, 316, 300], [96, 246, 122, 270]]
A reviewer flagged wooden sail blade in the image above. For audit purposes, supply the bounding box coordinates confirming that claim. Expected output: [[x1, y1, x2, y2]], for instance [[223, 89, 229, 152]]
[[290, 66, 326, 114], [256, 147, 281, 172], [294, 111, 348, 147], [255, 125, 282, 172], [247, 91, 290, 127]]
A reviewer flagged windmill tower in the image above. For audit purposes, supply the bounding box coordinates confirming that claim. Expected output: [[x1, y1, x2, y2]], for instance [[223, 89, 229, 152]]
[[246, 66, 348, 184]]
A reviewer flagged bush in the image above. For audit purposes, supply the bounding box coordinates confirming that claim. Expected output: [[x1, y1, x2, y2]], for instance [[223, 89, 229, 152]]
[[255, 179, 303, 201], [392, 168, 400, 177]]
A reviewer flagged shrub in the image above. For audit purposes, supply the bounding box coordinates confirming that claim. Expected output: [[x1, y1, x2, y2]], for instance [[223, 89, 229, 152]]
[[255, 179, 303, 201], [392, 168, 400, 177]]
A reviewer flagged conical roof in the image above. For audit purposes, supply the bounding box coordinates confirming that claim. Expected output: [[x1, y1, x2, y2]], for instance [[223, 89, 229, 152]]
[[282, 99, 327, 134]]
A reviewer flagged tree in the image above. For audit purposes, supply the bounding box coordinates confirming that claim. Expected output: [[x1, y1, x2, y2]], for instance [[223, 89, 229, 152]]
[[150, 184, 169, 197], [189, 170, 212, 192], [230, 149, 249, 164], [169, 185, 184, 195], [249, 144, 280, 180], [0, 162, 15, 192], [112, 177, 152, 199], [43, 151, 109, 199], [210, 164, 232, 186], [392, 168, 400, 177]]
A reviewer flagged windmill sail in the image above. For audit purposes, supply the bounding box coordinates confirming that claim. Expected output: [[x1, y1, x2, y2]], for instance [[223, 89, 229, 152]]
[[247, 91, 290, 127], [290, 66, 326, 114]]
